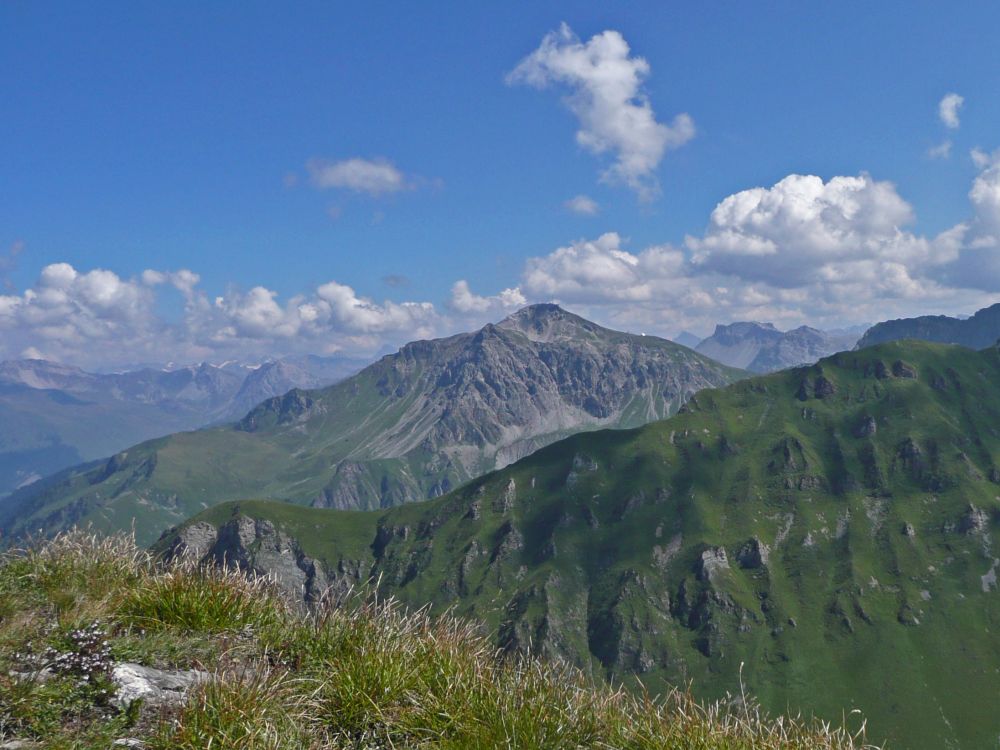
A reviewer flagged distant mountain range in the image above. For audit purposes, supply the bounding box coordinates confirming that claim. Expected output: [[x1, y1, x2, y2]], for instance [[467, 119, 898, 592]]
[[0, 304, 743, 545], [856, 302, 1000, 349], [160, 339, 1000, 750], [694, 322, 862, 372], [0, 354, 367, 497]]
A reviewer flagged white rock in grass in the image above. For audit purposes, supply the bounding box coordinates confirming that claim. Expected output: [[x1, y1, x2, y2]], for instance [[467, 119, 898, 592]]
[[112, 663, 207, 707]]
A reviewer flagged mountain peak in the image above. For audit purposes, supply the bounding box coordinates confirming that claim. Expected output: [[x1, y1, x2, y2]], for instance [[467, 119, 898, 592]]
[[498, 303, 567, 325], [495, 304, 597, 342], [711, 321, 779, 337]]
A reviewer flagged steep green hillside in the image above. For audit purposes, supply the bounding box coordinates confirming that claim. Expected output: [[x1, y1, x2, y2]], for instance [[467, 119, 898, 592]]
[[1, 305, 740, 546], [164, 340, 1000, 749]]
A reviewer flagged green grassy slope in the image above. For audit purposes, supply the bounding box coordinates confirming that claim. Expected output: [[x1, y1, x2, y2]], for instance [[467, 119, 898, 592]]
[[167, 340, 1000, 749], [1, 306, 741, 546], [0, 532, 871, 749]]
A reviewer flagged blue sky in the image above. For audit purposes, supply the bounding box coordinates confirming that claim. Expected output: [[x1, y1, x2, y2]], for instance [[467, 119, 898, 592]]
[[2, 1, 1000, 367]]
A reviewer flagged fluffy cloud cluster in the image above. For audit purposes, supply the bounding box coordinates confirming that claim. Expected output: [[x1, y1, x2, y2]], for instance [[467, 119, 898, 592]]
[[0, 265, 441, 368], [449, 280, 526, 315], [0, 264, 162, 364], [686, 174, 960, 289], [523, 232, 682, 302], [9, 154, 1000, 368], [969, 149, 1000, 238], [507, 24, 694, 200], [467, 161, 1000, 335], [945, 148, 1000, 289]]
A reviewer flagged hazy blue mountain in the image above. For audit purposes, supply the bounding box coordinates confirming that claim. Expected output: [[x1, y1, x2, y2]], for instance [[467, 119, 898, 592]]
[[856, 302, 1000, 349], [0, 355, 366, 497], [696, 322, 859, 372]]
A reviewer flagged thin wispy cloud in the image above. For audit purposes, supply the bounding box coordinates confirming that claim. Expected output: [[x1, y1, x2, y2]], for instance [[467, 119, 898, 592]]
[[307, 157, 409, 196], [0, 240, 24, 291], [939, 92, 964, 129], [927, 140, 952, 159], [382, 274, 411, 288], [564, 194, 600, 215]]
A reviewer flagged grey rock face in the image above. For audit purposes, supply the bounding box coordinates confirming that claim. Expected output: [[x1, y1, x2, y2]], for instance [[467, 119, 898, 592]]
[[697, 547, 730, 582], [165, 515, 356, 604], [959, 504, 989, 535]]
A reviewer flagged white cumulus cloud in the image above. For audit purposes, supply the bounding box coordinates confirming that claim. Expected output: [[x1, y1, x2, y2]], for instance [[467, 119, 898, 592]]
[[522, 232, 686, 303], [944, 149, 1000, 289], [507, 24, 694, 200], [449, 280, 526, 315], [0, 264, 162, 364], [512, 165, 1000, 336], [685, 173, 956, 288], [0, 264, 443, 368]]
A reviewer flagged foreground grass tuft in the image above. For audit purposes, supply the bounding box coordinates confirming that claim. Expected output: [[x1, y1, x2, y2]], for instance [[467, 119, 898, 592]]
[[116, 557, 286, 634], [0, 531, 878, 748]]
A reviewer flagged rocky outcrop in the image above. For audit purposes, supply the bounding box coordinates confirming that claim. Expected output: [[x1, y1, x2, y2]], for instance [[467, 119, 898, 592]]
[[697, 547, 730, 582], [854, 415, 878, 437], [736, 538, 770, 569], [959, 504, 989, 535], [164, 515, 364, 603]]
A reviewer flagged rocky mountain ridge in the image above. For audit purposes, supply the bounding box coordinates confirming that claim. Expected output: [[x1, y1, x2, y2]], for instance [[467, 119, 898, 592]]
[[0, 304, 743, 544], [856, 301, 1000, 349], [159, 339, 1000, 750], [695, 321, 860, 372]]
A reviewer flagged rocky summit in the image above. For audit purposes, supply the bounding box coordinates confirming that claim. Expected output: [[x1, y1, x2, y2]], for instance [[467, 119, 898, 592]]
[[695, 321, 860, 373], [160, 340, 1000, 750], [0, 305, 741, 546]]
